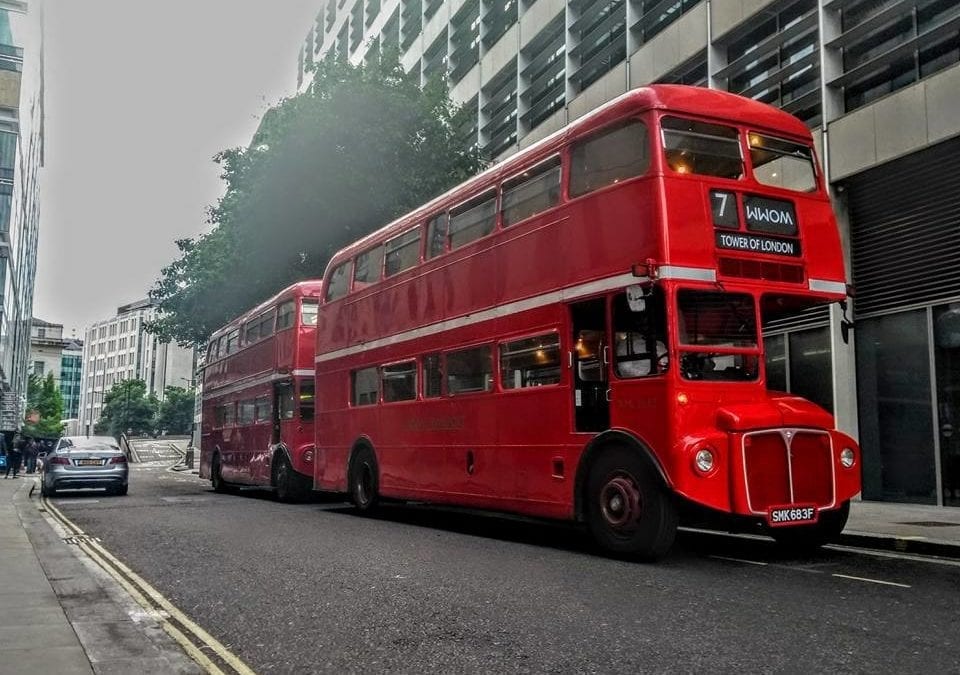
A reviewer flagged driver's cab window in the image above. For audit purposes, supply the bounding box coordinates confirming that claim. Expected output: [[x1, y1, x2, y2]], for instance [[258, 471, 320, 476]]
[[613, 287, 668, 378]]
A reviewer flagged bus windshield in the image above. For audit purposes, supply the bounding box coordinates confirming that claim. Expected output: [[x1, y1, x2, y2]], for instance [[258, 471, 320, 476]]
[[661, 116, 743, 179], [748, 133, 818, 192], [677, 289, 759, 381]]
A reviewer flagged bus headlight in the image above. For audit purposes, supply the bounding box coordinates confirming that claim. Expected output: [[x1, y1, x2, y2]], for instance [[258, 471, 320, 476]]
[[840, 447, 856, 468], [694, 448, 715, 474]]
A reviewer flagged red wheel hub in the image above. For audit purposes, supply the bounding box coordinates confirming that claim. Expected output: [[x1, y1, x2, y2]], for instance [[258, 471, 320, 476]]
[[600, 475, 642, 529]]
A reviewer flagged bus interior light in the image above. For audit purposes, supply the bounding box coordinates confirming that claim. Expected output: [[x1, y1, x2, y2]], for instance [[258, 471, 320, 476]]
[[840, 447, 856, 468]]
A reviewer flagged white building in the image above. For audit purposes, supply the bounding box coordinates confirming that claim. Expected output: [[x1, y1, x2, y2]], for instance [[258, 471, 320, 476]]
[[78, 299, 195, 435]]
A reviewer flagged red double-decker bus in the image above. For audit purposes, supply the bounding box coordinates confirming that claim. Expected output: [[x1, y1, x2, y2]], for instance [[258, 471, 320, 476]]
[[313, 85, 861, 559], [199, 281, 322, 501]]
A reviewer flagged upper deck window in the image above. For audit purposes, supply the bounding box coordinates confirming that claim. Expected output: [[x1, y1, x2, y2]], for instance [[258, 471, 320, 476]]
[[662, 116, 743, 179], [426, 213, 448, 259], [354, 245, 384, 287], [301, 299, 319, 326], [226, 329, 240, 354], [277, 301, 295, 330], [384, 228, 421, 277], [749, 133, 817, 193], [326, 262, 350, 301], [257, 309, 276, 338], [570, 120, 650, 197], [449, 191, 497, 250], [501, 157, 561, 227]]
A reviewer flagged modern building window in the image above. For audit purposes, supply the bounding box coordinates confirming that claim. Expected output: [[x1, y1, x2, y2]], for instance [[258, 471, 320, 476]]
[[519, 15, 565, 133], [568, 0, 626, 94], [481, 61, 518, 159], [629, 0, 702, 47], [857, 309, 936, 504]]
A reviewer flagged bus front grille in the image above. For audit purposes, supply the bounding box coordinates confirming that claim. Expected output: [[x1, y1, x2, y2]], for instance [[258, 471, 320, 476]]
[[742, 430, 835, 513]]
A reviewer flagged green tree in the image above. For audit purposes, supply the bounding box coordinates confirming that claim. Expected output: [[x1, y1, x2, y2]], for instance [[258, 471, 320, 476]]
[[94, 379, 158, 438], [148, 57, 481, 345], [22, 373, 65, 437], [156, 386, 196, 435]]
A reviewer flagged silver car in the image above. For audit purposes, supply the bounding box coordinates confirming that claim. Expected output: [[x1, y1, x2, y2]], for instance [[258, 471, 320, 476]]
[[41, 436, 129, 497]]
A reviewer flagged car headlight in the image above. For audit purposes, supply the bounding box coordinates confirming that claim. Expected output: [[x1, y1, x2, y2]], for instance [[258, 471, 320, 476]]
[[694, 448, 715, 474], [840, 447, 856, 468]]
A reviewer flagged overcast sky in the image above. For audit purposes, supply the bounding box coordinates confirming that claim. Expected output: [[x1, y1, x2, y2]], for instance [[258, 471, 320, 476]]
[[33, 1, 322, 336]]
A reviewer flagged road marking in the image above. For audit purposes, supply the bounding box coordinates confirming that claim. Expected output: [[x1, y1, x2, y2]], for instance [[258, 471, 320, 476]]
[[827, 544, 960, 568], [708, 554, 768, 566], [831, 573, 911, 588], [39, 495, 257, 675]]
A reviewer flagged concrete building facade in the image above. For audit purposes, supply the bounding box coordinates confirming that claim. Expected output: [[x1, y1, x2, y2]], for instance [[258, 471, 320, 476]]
[[28, 317, 82, 420], [0, 0, 43, 433], [78, 300, 196, 436], [297, 0, 960, 507]]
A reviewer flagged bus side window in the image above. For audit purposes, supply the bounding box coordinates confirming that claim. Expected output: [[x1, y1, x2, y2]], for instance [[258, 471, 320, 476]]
[[299, 380, 315, 420], [276, 382, 296, 419], [423, 353, 443, 398], [613, 288, 668, 378]]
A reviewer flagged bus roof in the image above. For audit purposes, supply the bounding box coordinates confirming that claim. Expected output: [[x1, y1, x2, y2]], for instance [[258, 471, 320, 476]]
[[326, 85, 812, 271], [208, 280, 324, 342]]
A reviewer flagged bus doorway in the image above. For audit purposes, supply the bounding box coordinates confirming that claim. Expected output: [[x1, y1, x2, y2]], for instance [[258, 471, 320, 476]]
[[571, 299, 609, 433]]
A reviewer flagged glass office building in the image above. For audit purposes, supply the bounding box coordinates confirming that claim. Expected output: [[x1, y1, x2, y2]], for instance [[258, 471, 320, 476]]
[[0, 0, 43, 434]]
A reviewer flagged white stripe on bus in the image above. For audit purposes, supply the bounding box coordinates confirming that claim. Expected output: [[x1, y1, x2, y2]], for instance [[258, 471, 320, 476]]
[[315, 268, 717, 364]]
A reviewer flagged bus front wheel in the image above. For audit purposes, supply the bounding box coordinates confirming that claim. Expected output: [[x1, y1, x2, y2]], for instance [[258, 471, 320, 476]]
[[211, 455, 228, 494], [585, 447, 677, 561], [349, 446, 379, 512], [274, 454, 308, 503]]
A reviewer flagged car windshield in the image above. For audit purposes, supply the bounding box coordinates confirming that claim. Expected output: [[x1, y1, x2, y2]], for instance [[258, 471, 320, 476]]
[[58, 437, 120, 451]]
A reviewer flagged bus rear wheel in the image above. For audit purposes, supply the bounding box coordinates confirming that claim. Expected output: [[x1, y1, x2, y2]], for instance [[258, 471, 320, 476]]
[[771, 500, 850, 553], [585, 447, 677, 561], [349, 446, 379, 512]]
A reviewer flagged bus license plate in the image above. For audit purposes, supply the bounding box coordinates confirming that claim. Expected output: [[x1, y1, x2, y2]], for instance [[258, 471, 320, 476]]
[[77, 459, 102, 466], [767, 504, 818, 527]]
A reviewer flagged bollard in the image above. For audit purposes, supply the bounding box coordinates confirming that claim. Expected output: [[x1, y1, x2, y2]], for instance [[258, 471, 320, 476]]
[[185, 447, 195, 469]]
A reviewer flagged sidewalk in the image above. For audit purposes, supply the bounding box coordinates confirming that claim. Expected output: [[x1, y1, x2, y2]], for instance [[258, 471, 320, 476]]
[[0, 475, 201, 675], [0, 476, 92, 674], [843, 499, 960, 557]]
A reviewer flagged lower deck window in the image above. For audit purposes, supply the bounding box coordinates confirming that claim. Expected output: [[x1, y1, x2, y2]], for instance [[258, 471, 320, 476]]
[[500, 334, 561, 389], [446, 346, 493, 394], [382, 362, 417, 402], [352, 367, 380, 405]]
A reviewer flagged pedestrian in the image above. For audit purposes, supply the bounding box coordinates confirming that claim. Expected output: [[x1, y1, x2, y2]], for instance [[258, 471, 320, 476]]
[[23, 437, 38, 474], [3, 434, 23, 478]]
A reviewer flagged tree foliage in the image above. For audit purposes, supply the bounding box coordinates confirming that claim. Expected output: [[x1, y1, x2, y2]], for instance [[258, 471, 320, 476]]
[[156, 386, 195, 435], [94, 379, 158, 438], [148, 58, 482, 345], [23, 373, 65, 437]]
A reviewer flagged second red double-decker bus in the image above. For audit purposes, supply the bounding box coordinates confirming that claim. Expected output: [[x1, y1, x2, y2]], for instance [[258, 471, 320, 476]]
[[313, 85, 861, 559], [199, 281, 322, 501]]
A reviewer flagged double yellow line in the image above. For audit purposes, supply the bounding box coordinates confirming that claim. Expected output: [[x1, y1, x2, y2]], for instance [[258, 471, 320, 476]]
[[40, 495, 256, 675]]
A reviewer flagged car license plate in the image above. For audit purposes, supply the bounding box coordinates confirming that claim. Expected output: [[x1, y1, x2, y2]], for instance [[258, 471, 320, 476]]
[[766, 504, 818, 527], [77, 459, 102, 466]]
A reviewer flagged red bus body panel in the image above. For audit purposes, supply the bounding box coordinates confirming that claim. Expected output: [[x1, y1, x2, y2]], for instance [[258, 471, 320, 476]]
[[314, 85, 860, 524]]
